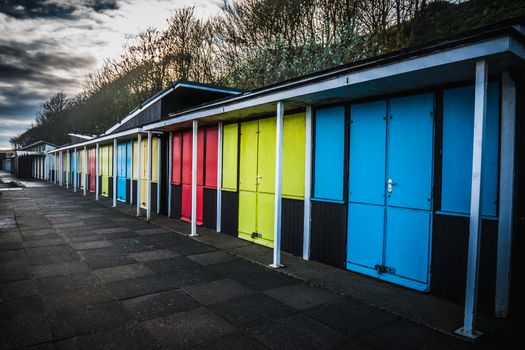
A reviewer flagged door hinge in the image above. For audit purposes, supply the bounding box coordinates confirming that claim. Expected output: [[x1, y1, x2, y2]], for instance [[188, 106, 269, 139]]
[[251, 232, 262, 238], [374, 264, 395, 274]]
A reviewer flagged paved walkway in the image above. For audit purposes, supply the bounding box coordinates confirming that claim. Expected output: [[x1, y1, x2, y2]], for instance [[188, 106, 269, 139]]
[[0, 185, 520, 349]]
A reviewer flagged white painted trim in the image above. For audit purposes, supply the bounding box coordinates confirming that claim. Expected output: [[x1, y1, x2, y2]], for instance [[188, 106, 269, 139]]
[[190, 120, 198, 237], [217, 122, 223, 232], [271, 101, 284, 269], [303, 106, 313, 261], [456, 59, 488, 340], [495, 72, 517, 318], [144, 37, 513, 132]]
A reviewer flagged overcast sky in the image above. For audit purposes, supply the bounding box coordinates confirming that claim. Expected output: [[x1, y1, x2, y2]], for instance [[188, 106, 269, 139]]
[[0, 0, 223, 149]]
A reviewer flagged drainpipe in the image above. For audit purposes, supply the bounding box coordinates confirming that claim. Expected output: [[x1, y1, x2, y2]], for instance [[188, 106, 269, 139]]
[[270, 101, 284, 269], [190, 120, 199, 237], [216, 122, 223, 232], [73, 148, 77, 192], [157, 137, 161, 214], [455, 59, 488, 340], [66, 149, 69, 189], [303, 106, 313, 261]]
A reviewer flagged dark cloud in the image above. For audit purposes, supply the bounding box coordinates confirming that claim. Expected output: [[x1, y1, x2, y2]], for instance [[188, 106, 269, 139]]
[[0, 1, 119, 20]]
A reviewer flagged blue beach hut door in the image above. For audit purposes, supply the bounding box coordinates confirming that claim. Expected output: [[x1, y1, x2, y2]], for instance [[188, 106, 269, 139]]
[[117, 142, 128, 202], [346, 93, 434, 291]]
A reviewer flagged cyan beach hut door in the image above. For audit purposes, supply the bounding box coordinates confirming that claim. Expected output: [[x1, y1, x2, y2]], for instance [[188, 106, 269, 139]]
[[347, 93, 434, 291], [117, 142, 128, 202]]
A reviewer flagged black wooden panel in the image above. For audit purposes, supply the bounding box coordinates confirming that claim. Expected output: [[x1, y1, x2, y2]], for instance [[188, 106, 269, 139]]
[[203, 188, 217, 230], [282, 199, 304, 257], [108, 177, 113, 198], [221, 191, 238, 237], [98, 175, 102, 195], [132, 180, 137, 205], [431, 214, 498, 312], [310, 201, 347, 269], [151, 182, 158, 213], [159, 136, 168, 215], [170, 184, 182, 219]]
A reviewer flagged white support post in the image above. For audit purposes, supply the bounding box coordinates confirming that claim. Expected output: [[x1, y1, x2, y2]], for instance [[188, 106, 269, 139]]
[[168, 132, 173, 218], [66, 150, 69, 189], [146, 131, 152, 221], [271, 101, 284, 268], [303, 106, 313, 260], [216, 122, 223, 232], [157, 138, 161, 214], [136, 133, 142, 217], [495, 72, 517, 318], [456, 59, 488, 340], [59, 151, 63, 186], [190, 120, 199, 237], [73, 148, 77, 192], [44, 155, 48, 181], [113, 139, 117, 207], [83, 147, 87, 196], [95, 143, 100, 201]]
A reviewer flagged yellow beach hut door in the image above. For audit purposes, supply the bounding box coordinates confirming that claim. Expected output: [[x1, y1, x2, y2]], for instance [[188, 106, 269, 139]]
[[238, 118, 276, 248]]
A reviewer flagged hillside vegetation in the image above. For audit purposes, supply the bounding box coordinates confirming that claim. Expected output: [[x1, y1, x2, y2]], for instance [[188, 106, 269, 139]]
[[10, 0, 525, 148]]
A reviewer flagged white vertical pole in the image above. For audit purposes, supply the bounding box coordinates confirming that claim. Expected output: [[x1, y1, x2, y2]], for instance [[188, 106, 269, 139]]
[[157, 138, 161, 214], [66, 150, 69, 189], [456, 59, 488, 340], [113, 139, 117, 207], [495, 72, 517, 318], [44, 154, 48, 181], [147, 131, 152, 221], [83, 146, 87, 196], [59, 151, 63, 186], [73, 148, 77, 192], [190, 120, 199, 237], [136, 133, 142, 217], [95, 143, 100, 201], [168, 132, 173, 218], [217, 122, 223, 232], [271, 101, 284, 268], [303, 106, 313, 260]]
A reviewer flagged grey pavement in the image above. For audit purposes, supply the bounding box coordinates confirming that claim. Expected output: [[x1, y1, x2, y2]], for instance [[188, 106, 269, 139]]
[[0, 185, 521, 349]]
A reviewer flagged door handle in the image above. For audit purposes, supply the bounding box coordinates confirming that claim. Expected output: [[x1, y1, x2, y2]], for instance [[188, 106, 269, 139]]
[[256, 175, 262, 184], [387, 178, 395, 193]]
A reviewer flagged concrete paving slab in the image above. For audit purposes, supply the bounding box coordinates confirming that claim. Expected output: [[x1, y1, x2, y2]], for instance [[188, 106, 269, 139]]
[[181, 278, 254, 305], [35, 271, 100, 293], [191, 331, 269, 350], [250, 313, 346, 350], [41, 284, 115, 312], [187, 251, 239, 266], [143, 307, 236, 348], [94, 263, 154, 283], [129, 249, 179, 262], [32, 261, 90, 277], [304, 297, 399, 337], [211, 293, 296, 329], [70, 240, 112, 251], [263, 282, 342, 311], [0, 294, 44, 320], [0, 279, 37, 300], [105, 275, 182, 300], [122, 289, 200, 321], [0, 313, 52, 349], [54, 322, 161, 350], [48, 301, 131, 340]]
